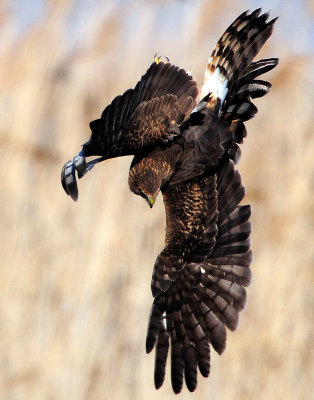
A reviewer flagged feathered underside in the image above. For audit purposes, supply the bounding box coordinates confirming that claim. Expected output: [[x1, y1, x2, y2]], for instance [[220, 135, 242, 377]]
[[142, 9, 278, 393], [146, 160, 252, 393]]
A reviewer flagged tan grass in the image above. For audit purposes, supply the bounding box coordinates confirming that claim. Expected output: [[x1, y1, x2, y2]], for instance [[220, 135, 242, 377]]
[[0, 1, 313, 399]]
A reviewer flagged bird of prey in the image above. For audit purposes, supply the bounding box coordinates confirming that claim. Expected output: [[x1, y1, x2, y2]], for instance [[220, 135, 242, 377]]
[[61, 9, 278, 393]]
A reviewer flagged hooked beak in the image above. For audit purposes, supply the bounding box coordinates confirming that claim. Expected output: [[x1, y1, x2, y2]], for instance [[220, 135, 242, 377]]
[[148, 197, 155, 208]]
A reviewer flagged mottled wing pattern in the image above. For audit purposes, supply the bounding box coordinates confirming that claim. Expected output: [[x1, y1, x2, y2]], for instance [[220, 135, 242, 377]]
[[151, 175, 218, 300], [147, 159, 252, 393], [85, 62, 198, 157], [61, 62, 198, 200], [199, 9, 277, 103], [127, 94, 183, 148], [168, 114, 232, 186]]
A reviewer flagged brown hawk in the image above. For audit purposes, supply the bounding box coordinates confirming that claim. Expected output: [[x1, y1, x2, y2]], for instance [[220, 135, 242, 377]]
[[61, 9, 278, 393]]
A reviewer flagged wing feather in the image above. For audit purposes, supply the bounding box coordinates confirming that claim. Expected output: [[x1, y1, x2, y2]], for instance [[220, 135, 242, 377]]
[[84, 62, 198, 158], [146, 160, 252, 393], [154, 319, 169, 389]]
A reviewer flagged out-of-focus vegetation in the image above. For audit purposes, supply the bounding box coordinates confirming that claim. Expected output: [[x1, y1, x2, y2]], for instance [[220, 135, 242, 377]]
[[0, 0, 313, 399]]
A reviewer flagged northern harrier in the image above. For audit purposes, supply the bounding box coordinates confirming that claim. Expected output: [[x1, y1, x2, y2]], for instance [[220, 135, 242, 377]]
[[61, 9, 278, 393]]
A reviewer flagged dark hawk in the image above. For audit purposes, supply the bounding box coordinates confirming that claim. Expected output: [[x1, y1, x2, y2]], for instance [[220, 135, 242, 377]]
[[61, 9, 278, 393]]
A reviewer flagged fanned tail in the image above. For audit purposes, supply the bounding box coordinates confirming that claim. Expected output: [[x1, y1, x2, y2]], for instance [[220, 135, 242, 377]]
[[146, 160, 252, 392]]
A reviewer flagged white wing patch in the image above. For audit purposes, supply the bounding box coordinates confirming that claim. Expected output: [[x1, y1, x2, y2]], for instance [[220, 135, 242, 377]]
[[200, 62, 228, 106]]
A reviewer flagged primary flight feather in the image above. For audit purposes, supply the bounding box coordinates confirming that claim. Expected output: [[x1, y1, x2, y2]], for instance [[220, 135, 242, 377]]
[[61, 9, 278, 393]]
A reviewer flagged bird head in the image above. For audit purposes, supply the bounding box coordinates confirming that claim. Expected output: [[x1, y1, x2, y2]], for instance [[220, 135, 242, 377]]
[[128, 163, 162, 208]]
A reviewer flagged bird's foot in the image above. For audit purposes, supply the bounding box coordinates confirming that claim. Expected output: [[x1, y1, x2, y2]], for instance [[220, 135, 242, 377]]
[[154, 53, 169, 64]]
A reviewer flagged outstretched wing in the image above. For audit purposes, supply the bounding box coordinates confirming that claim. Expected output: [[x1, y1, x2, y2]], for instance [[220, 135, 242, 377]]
[[146, 160, 252, 393], [199, 8, 277, 106], [86, 62, 198, 157], [164, 9, 278, 190], [196, 9, 278, 163], [61, 61, 198, 200], [144, 10, 277, 392]]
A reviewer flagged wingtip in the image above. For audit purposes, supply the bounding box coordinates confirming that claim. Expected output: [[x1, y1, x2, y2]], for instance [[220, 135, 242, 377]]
[[70, 190, 79, 202], [61, 159, 79, 201], [154, 371, 165, 389], [60, 149, 93, 201], [146, 336, 156, 354]]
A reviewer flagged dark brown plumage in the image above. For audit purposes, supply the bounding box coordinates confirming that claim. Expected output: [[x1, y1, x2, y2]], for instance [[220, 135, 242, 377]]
[[61, 9, 278, 394], [61, 63, 198, 200], [143, 159, 251, 392]]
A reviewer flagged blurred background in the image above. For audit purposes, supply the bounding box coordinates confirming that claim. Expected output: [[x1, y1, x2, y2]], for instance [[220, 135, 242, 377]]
[[0, 0, 313, 399]]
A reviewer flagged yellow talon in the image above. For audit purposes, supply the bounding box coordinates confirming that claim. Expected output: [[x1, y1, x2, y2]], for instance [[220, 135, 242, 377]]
[[154, 54, 169, 64], [154, 53, 161, 64]]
